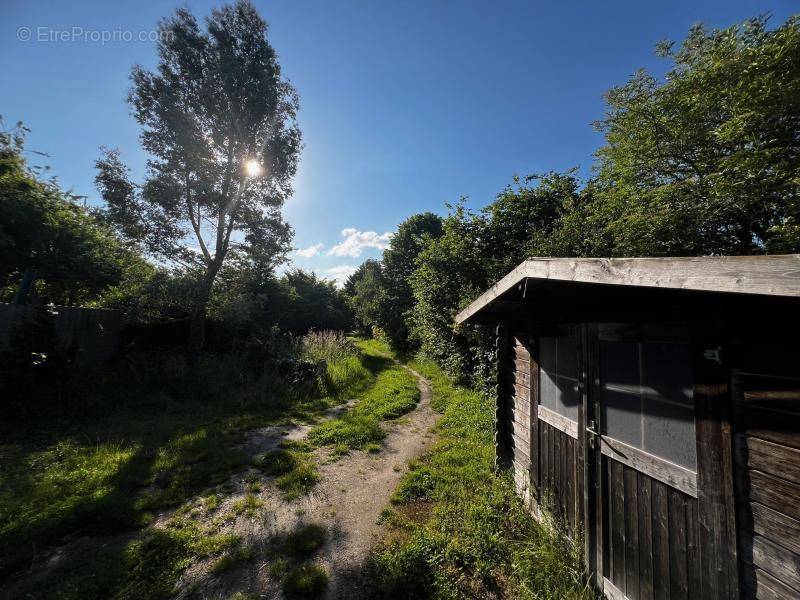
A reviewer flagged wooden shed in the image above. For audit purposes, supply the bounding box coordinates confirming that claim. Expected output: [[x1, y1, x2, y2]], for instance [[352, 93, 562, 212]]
[[455, 255, 800, 600]]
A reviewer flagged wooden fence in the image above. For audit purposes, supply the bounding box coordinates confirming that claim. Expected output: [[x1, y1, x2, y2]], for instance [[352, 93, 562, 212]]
[[0, 303, 122, 367]]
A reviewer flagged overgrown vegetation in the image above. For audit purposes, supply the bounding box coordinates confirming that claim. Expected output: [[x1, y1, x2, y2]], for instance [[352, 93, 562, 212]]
[[308, 339, 419, 452], [282, 564, 329, 598], [0, 331, 376, 595], [370, 360, 590, 599], [345, 15, 800, 386], [273, 440, 321, 501]]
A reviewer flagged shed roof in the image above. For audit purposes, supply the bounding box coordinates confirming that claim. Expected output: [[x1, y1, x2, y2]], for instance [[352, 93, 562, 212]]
[[455, 255, 800, 325]]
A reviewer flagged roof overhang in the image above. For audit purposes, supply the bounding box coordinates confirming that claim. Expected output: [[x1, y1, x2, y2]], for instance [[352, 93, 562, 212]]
[[455, 255, 800, 325]]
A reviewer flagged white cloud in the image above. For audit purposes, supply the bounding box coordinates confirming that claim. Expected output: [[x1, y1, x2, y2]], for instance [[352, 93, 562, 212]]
[[322, 265, 357, 288], [295, 243, 324, 258], [327, 228, 393, 258]]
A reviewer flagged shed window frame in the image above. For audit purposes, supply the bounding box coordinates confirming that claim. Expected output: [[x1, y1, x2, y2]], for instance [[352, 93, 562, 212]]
[[598, 337, 699, 497], [538, 334, 579, 439]]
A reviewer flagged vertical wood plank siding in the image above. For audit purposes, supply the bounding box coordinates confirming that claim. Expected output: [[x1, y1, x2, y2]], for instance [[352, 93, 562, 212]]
[[536, 419, 579, 532], [603, 456, 700, 600]]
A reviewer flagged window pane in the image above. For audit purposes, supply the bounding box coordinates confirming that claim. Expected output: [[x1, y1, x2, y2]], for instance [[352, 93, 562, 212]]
[[539, 336, 557, 412], [540, 369, 558, 411], [539, 336, 578, 421], [641, 343, 693, 406], [600, 341, 642, 447], [642, 400, 697, 470], [540, 336, 557, 373], [557, 336, 579, 420], [599, 339, 697, 473]]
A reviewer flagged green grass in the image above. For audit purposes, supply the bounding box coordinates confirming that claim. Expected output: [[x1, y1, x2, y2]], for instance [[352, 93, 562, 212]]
[[308, 339, 419, 452], [307, 413, 385, 449], [209, 545, 254, 574], [231, 493, 264, 518], [369, 359, 591, 600], [255, 448, 297, 476], [282, 564, 329, 599], [273, 441, 321, 501], [0, 342, 382, 597], [285, 523, 327, 558]]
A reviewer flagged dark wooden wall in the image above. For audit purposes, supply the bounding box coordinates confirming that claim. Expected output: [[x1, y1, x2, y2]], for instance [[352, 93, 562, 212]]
[[499, 333, 534, 499], [730, 345, 800, 600], [536, 420, 579, 531], [602, 457, 701, 600]]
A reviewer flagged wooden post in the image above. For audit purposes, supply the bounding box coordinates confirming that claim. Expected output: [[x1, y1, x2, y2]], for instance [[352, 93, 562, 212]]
[[692, 324, 739, 600]]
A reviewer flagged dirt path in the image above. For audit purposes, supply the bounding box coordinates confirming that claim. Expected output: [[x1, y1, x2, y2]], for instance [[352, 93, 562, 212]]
[[179, 364, 439, 599]]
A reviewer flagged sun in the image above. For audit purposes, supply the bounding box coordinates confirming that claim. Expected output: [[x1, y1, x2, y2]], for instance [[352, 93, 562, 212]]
[[245, 159, 263, 178]]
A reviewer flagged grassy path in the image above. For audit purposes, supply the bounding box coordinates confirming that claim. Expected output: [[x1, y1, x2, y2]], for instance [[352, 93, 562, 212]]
[[173, 357, 439, 599], [368, 360, 592, 600], [2, 339, 436, 599]]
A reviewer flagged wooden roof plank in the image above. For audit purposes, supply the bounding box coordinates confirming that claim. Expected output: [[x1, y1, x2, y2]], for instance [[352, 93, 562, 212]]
[[454, 255, 800, 324]]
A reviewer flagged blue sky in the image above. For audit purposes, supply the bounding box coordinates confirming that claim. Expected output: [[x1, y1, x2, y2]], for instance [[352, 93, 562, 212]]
[[1, 1, 796, 284]]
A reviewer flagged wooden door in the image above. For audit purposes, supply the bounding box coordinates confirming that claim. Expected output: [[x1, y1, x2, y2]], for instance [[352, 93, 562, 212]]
[[587, 325, 703, 600], [532, 327, 583, 532]]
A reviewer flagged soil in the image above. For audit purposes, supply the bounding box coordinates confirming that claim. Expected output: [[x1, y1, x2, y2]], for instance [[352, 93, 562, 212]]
[[176, 364, 439, 599]]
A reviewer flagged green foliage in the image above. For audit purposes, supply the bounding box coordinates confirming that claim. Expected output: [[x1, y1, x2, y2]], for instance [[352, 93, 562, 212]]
[[0, 123, 148, 305], [308, 413, 385, 449], [285, 523, 327, 558], [308, 340, 419, 451], [371, 360, 590, 599], [343, 259, 385, 335], [282, 564, 329, 599], [256, 449, 297, 476], [230, 493, 264, 518], [586, 15, 800, 256], [379, 212, 444, 349], [209, 545, 254, 573], [275, 447, 320, 501]]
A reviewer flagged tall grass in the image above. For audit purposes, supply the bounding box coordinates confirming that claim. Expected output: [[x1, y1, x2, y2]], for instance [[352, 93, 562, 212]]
[[0, 337, 383, 595], [369, 360, 591, 599], [308, 339, 419, 451], [299, 330, 374, 400]]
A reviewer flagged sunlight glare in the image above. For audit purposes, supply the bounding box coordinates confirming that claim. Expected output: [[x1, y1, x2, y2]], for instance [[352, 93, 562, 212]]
[[245, 159, 263, 178]]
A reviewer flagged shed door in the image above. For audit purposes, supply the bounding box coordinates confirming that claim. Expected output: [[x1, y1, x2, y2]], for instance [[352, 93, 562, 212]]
[[534, 332, 581, 530], [731, 358, 800, 599], [589, 333, 701, 600]]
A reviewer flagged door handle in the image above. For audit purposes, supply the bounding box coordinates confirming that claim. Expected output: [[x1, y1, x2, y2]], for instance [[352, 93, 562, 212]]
[[586, 419, 600, 450]]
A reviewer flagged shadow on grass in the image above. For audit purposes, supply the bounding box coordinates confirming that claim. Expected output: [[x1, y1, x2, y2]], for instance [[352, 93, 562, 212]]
[[0, 344, 400, 597]]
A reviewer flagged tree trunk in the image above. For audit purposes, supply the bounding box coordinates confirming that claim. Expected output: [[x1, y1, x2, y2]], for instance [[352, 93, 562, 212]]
[[187, 272, 216, 358]]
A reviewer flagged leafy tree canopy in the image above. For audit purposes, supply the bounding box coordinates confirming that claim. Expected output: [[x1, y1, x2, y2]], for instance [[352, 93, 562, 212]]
[[95, 0, 301, 348], [0, 123, 149, 305], [591, 15, 800, 255]]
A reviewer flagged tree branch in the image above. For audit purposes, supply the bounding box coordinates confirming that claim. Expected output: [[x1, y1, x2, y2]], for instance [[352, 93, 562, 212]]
[[185, 170, 211, 263]]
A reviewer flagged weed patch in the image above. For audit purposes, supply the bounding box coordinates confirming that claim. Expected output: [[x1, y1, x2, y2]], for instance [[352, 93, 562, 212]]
[[285, 523, 327, 558], [282, 564, 329, 599], [308, 339, 419, 453], [308, 413, 384, 449], [209, 545, 254, 574], [369, 360, 591, 600]]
